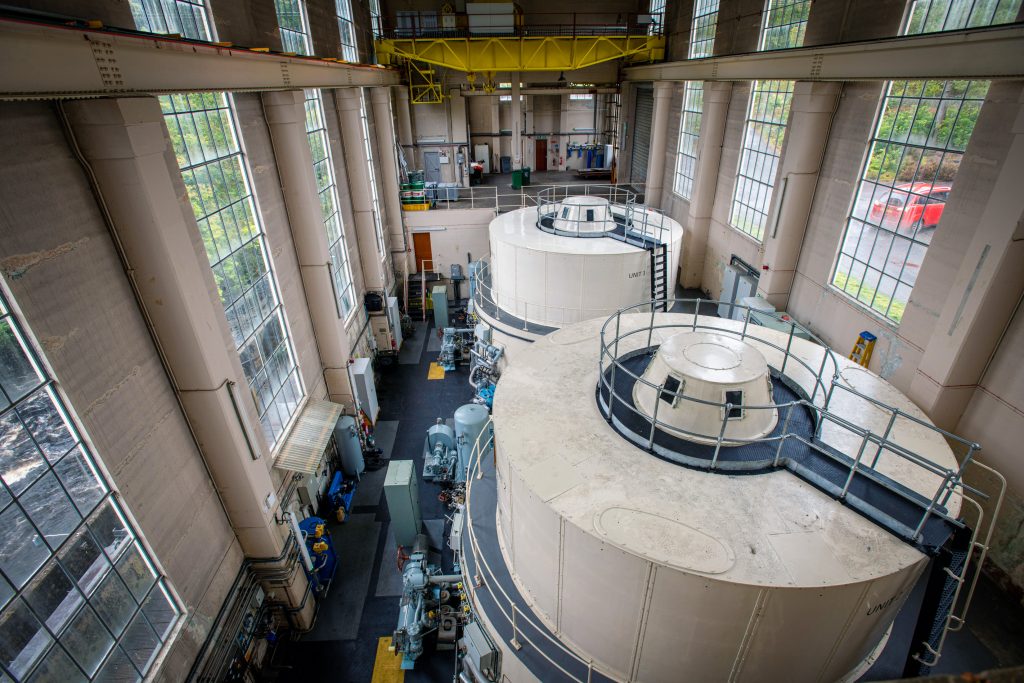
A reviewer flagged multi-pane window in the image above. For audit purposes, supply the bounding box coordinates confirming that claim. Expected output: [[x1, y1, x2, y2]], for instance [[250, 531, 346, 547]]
[[727, 1, 807, 239], [648, 0, 666, 34], [129, 0, 210, 39], [730, 80, 795, 240], [305, 90, 358, 318], [160, 93, 305, 446], [336, 0, 359, 62], [569, 94, 594, 101], [0, 295, 181, 682], [274, 0, 311, 54], [688, 0, 720, 59], [673, 1, 719, 200], [369, 0, 382, 38], [830, 0, 1020, 323], [759, 0, 811, 50], [358, 90, 389, 262]]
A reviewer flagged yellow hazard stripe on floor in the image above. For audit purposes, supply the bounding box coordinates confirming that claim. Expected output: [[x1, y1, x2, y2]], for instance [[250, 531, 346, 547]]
[[427, 362, 445, 380], [371, 636, 404, 683]]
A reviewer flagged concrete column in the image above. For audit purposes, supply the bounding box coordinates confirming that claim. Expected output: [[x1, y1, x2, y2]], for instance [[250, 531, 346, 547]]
[[65, 97, 314, 625], [490, 96, 501, 173], [395, 85, 414, 150], [757, 81, 842, 310], [907, 85, 1024, 429], [371, 87, 413, 279], [645, 81, 675, 209], [448, 88, 470, 187], [682, 82, 733, 288], [262, 90, 354, 405], [511, 76, 522, 169], [334, 87, 390, 292], [559, 94, 570, 170]]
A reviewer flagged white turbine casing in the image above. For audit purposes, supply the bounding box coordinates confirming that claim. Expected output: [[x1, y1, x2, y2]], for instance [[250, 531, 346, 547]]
[[485, 313, 962, 683], [484, 203, 683, 331], [633, 331, 778, 444], [550, 195, 618, 234]]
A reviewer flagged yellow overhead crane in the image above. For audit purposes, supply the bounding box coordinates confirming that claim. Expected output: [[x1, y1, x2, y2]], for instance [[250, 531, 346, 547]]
[[375, 34, 664, 74]]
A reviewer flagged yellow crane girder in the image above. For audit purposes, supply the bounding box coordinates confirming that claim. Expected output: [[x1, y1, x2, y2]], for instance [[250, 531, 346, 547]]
[[375, 35, 664, 73]]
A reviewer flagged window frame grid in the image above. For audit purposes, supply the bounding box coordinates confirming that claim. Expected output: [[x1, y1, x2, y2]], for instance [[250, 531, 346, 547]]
[[0, 296, 182, 683], [336, 0, 360, 62], [688, 0, 720, 59], [758, 0, 812, 51], [159, 92, 305, 447], [729, 79, 795, 241], [129, 0, 211, 40], [903, 0, 1021, 34], [274, 0, 313, 55], [830, 79, 988, 323], [304, 89, 358, 320], [673, 82, 704, 200]]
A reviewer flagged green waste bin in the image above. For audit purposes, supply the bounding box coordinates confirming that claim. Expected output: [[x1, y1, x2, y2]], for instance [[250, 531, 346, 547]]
[[511, 169, 523, 190], [522, 166, 531, 186]]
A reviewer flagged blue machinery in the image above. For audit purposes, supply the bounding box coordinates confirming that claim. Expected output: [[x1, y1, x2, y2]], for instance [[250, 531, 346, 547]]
[[393, 534, 464, 669], [422, 403, 490, 485], [295, 517, 337, 594]]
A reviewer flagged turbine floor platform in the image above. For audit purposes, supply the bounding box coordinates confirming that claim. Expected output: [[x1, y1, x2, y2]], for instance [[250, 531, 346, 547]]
[[598, 350, 960, 554]]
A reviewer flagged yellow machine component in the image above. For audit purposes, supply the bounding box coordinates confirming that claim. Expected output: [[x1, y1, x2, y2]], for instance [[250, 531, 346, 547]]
[[313, 522, 326, 538], [376, 35, 664, 73], [312, 540, 329, 554], [407, 59, 445, 104], [849, 331, 877, 367]]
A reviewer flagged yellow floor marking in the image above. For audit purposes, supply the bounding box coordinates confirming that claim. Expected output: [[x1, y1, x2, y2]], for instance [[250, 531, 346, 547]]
[[371, 636, 404, 683], [427, 362, 445, 380]]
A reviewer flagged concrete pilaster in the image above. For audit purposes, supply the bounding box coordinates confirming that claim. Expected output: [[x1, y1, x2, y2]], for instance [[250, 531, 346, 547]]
[[757, 81, 842, 310], [65, 96, 314, 625], [262, 90, 355, 406], [682, 82, 732, 288], [371, 87, 413, 278], [334, 87, 390, 292], [645, 81, 675, 209], [511, 76, 523, 169]]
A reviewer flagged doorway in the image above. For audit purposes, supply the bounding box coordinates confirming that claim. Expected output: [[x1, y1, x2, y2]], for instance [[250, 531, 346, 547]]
[[423, 151, 442, 183], [535, 139, 548, 172], [413, 232, 433, 273]]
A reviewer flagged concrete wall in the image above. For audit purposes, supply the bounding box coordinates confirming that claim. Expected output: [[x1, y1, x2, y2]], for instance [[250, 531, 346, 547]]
[[0, 100, 243, 682], [404, 208, 495, 276]]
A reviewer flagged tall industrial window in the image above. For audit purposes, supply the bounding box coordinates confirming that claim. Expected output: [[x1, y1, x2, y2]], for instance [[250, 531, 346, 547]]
[[648, 0, 666, 34], [305, 90, 358, 318], [759, 0, 811, 51], [729, 80, 795, 240], [688, 0, 720, 58], [369, 0, 382, 37], [160, 93, 305, 446], [727, 0, 807, 239], [336, 0, 359, 62], [672, 1, 719, 200], [358, 89, 389, 263], [830, 0, 1019, 323], [274, 0, 311, 54], [129, 0, 209, 38], [0, 294, 181, 682]]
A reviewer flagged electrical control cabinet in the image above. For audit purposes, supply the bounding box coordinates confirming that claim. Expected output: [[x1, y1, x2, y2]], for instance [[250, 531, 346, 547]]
[[384, 459, 422, 548]]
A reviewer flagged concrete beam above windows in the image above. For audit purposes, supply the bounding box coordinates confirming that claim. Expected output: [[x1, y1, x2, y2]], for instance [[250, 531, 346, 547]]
[[624, 24, 1024, 82], [0, 17, 399, 100]]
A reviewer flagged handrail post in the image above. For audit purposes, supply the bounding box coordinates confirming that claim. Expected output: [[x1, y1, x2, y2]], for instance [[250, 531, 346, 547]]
[[646, 300, 656, 348], [810, 349, 830, 404], [587, 660, 593, 683], [914, 473, 952, 540], [510, 602, 523, 650], [841, 432, 872, 499], [523, 301, 528, 330], [870, 411, 898, 468], [711, 406, 731, 469], [773, 404, 793, 467], [741, 305, 751, 340], [693, 299, 700, 330], [780, 321, 795, 376], [648, 386, 661, 450]]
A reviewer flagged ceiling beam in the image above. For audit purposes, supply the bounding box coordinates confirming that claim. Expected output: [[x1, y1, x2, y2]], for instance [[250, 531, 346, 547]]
[[0, 18, 399, 100], [624, 24, 1024, 82]]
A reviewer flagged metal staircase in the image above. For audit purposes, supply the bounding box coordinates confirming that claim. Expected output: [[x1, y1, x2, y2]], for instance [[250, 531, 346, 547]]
[[649, 243, 668, 311]]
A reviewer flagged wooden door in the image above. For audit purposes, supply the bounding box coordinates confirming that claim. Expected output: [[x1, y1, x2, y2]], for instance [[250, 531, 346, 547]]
[[413, 232, 433, 272], [535, 139, 548, 171]]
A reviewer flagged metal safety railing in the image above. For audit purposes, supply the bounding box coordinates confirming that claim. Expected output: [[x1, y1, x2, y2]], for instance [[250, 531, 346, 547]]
[[471, 255, 591, 333], [374, 11, 665, 40], [534, 185, 670, 244], [597, 300, 988, 541], [462, 417, 607, 683], [410, 182, 648, 214]]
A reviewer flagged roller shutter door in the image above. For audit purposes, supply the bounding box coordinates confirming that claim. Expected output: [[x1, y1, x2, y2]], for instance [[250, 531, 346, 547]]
[[631, 86, 654, 183]]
